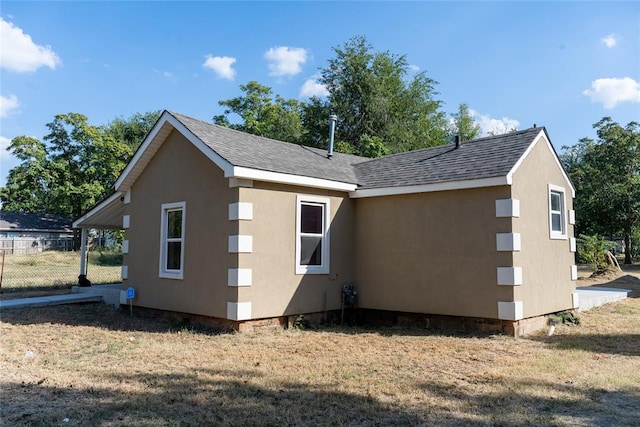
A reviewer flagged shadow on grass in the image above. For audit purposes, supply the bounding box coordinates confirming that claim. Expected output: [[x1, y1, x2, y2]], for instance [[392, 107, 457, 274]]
[[418, 378, 640, 427], [3, 369, 639, 426], [0, 304, 233, 336], [530, 333, 640, 357], [2, 369, 421, 426]]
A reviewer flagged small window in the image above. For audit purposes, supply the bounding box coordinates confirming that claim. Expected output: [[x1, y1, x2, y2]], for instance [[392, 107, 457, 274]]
[[296, 195, 330, 274], [549, 185, 566, 239], [159, 201, 185, 279]]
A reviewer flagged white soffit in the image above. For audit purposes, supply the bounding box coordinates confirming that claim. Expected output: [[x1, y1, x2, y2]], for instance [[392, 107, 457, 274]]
[[72, 192, 124, 229]]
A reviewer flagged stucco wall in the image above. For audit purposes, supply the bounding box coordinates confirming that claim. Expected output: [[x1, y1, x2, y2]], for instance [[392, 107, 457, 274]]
[[123, 130, 236, 318], [235, 182, 356, 319], [354, 186, 514, 319], [512, 136, 576, 317]]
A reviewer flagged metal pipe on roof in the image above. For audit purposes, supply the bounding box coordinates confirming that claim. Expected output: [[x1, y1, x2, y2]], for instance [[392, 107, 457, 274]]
[[328, 114, 337, 159]]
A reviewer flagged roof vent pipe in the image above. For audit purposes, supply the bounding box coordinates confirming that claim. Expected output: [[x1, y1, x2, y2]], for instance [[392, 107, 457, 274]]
[[328, 114, 337, 159], [455, 134, 461, 149]]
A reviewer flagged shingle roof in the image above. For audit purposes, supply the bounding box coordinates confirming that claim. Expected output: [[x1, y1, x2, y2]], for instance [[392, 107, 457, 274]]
[[353, 128, 544, 189], [169, 112, 369, 185], [163, 112, 547, 191], [0, 212, 72, 232]]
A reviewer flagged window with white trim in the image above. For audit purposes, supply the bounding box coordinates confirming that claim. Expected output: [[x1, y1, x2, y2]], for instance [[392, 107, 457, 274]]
[[296, 195, 330, 274], [548, 185, 567, 239], [159, 201, 186, 279]]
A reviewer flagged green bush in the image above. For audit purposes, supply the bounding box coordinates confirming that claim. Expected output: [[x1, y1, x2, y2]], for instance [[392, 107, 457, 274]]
[[576, 234, 615, 272]]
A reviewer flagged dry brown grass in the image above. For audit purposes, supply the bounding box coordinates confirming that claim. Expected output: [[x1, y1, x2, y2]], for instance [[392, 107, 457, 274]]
[[1, 267, 639, 426]]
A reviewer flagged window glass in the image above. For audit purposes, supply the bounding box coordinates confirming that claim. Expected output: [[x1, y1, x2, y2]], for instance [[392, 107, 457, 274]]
[[550, 192, 561, 212], [301, 204, 323, 234], [166, 241, 182, 270], [300, 235, 322, 265], [167, 210, 182, 238]]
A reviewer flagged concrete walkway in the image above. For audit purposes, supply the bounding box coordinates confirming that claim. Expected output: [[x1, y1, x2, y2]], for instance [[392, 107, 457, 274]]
[[576, 286, 633, 312], [0, 284, 122, 310]]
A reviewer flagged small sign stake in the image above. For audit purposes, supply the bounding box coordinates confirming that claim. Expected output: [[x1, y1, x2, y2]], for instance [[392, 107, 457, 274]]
[[126, 287, 135, 316]]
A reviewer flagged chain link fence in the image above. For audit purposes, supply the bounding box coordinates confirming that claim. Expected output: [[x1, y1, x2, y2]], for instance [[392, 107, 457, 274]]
[[0, 249, 122, 293]]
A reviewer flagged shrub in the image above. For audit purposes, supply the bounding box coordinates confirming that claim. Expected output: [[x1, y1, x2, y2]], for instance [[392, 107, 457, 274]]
[[576, 234, 615, 272]]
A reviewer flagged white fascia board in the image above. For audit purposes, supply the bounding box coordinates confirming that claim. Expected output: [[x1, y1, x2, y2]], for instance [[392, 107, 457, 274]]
[[115, 112, 234, 191], [72, 191, 123, 228], [115, 111, 172, 190], [506, 130, 576, 197], [349, 176, 509, 199], [229, 166, 357, 192]]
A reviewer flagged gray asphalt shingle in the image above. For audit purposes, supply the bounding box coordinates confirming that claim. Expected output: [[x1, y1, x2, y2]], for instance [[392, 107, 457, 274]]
[[353, 128, 544, 189], [169, 112, 369, 185], [168, 111, 544, 190]]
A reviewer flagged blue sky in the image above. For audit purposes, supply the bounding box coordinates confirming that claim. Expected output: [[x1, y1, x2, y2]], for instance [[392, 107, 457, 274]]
[[1, 1, 639, 188]]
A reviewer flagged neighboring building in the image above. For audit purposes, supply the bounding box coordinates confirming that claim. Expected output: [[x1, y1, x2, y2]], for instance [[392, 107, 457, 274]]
[[1, 212, 74, 254], [74, 111, 577, 335]]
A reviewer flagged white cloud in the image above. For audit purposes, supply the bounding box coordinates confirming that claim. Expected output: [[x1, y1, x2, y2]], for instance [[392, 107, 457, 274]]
[[0, 135, 11, 160], [299, 77, 329, 98], [0, 17, 61, 72], [469, 109, 520, 136], [0, 94, 19, 117], [583, 77, 640, 109], [409, 64, 420, 72], [601, 34, 617, 48], [264, 46, 307, 77], [202, 55, 236, 80]]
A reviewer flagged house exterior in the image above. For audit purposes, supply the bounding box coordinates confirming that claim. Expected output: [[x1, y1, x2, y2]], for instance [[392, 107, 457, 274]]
[[74, 111, 577, 335], [1, 212, 74, 254]]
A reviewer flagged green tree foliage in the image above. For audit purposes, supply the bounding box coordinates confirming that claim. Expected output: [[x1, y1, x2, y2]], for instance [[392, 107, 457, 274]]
[[561, 117, 640, 264], [105, 110, 161, 151], [214, 36, 450, 158], [213, 81, 304, 143], [576, 234, 615, 272], [448, 103, 481, 142], [311, 35, 448, 155]]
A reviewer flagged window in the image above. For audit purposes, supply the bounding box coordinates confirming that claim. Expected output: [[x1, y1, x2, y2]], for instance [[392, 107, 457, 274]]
[[548, 185, 566, 239], [159, 201, 185, 279], [296, 195, 330, 274]]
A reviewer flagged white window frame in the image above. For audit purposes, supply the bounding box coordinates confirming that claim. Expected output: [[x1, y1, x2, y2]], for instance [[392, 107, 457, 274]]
[[295, 195, 330, 275], [548, 184, 567, 240], [159, 201, 186, 279]]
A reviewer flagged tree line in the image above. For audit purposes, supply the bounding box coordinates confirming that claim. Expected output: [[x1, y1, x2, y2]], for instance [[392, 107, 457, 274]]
[[0, 35, 637, 263]]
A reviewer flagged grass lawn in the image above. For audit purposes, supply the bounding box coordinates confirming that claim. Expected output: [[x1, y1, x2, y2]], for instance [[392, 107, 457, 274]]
[[0, 251, 121, 299], [1, 266, 639, 426]]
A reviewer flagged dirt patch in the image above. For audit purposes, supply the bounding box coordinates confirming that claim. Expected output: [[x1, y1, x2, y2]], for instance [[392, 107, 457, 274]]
[[578, 264, 640, 297]]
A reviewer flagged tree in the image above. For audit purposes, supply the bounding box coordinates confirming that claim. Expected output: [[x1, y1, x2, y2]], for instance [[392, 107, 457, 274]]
[[308, 35, 448, 156], [448, 103, 481, 142], [105, 110, 161, 152], [561, 117, 640, 264], [1, 113, 132, 220], [213, 81, 303, 143], [0, 136, 54, 213]]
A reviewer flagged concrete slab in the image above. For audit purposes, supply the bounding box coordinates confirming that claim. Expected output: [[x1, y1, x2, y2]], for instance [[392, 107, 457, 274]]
[[0, 283, 122, 310], [576, 286, 633, 312], [0, 293, 103, 310]]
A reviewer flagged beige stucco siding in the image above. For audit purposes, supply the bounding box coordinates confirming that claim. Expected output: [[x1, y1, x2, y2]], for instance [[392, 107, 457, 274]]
[[511, 136, 576, 317], [235, 182, 355, 319], [123, 130, 235, 318], [355, 186, 514, 319]]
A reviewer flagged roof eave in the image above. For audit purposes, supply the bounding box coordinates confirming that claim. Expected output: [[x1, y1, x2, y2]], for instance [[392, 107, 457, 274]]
[[230, 166, 357, 192], [350, 176, 510, 198]]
